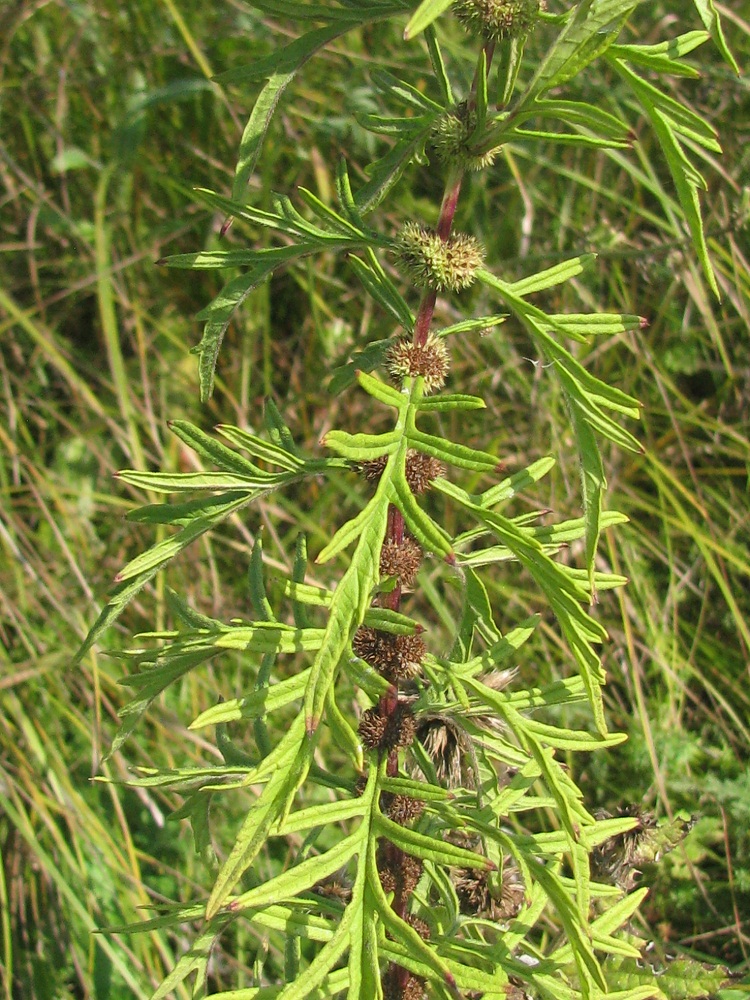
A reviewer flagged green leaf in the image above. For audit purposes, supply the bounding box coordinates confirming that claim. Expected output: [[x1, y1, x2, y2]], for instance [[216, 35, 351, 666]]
[[404, 0, 454, 40], [190, 272, 263, 401], [189, 671, 311, 729], [609, 31, 709, 77], [75, 490, 255, 665], [691, 0, 739, 72], [424, 25, 452, 105], [375, 813, 493, 869], [417, 393, 486, 412], [226, 25, 348, 200], [323, 428, 402, 461], [150, 922, 222, 1000], [206, 724, 312, 918], [355, 130, 432, 215], [518, 0, 637, 108], [478, 456, 556, 508], [370, 69, 444, 115], [306, 490, 389, 731], [347, 252, 415, 332], [231, 828, 362, 914], [391, 475, 453, 557], [504, 254, 596, 296], [215, 424, 304, 470], [603, 956, 732, 1000], [609, 57, 719, 294], [522, 100, 631, 142], [439, 480, 609, 730], [117, 470, 282, 493], [526, 857, 606, 998]]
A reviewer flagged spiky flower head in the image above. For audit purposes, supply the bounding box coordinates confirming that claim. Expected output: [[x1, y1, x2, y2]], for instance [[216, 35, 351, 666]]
[[452, 0, 544, 42], [393, 223, 484, 292], [355, 454, 388, 485], [378, 847, 423, 896], [386, 333, 450, 394], [356, 450, 444, 495], [432, 102, 497, 172], [405, 450, 446, 494], [358, 703, 416, 753], [352, 626, 426, 681], [385, 793, 426, 826], [379, 536, 423, 587], [407, 914, 431, 940]]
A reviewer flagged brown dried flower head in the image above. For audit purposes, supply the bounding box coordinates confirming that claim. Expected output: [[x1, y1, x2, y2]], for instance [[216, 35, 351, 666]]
[[454, 858, 524, 921], [405, 450, 446, 494], [352, 626, 426, 681], [358, 702, 417, 753], [414, 714, 476, 788], [407, 914, 431, 940], [383, 972, 426, 1000], [355, 454, 388, 484], [386, 333, 450, 394], [379, 536, 423, 587], [379, 848, 424, 898], [385, 793, 426, 826]]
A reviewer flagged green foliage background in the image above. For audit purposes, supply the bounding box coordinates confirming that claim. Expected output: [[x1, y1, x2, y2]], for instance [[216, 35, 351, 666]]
[[1, 1, 749, 997]]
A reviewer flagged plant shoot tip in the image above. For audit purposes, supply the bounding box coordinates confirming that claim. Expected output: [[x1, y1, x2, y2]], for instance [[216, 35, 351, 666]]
[[220, 216, 233, 238]]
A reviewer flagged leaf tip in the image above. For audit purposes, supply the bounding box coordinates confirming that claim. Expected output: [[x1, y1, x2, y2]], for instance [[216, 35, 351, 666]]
[[220, 215, 233, 238], [306, 715, 319, 737], [155, 257, 167, 267]]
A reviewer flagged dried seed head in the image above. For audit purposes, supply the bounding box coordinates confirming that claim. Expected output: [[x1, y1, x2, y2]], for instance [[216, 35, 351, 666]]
[[383, 971, 426, 1000], [407, 914, 431, 940], [313, 878, 353, 905], [414, 714, 475, 788], [393, 223, 484, 293], [432, 102, 497, 171], [358, 707, 389, 751], [452, 0, 544, 42], [591, 807, 690, 891], [454, 859, 524, 921], [401, 854, 424, 893], [385, 793, 426, 826], [358, 703, 417, 753], [379, 536, 423, 587], [352, 626, 426, 682], [378, 849, 424, 897], [480, 667, 517, 691], [355, 455, 388, 485], [405, 450, 446, 495], [386, 333, 450, 394]]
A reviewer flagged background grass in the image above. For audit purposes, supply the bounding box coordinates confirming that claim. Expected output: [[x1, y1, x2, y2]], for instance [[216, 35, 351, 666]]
[[1, 1, 749, 997]]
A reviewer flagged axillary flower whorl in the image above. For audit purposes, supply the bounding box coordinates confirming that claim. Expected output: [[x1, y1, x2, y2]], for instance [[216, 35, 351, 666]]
[[432, 102, 497, 172], [393, 222, 484, 293], [452, 0, 544, 42], [385, 334, 450, 394], [379, 535, 423, 588]]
